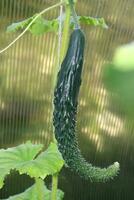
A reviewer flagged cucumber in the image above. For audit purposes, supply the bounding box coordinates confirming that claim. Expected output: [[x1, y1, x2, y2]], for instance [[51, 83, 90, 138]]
[[53, 28, 119, 182]]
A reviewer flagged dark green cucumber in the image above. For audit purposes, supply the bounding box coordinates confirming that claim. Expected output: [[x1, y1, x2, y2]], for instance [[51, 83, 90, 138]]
[[53, 28, 119, 182]]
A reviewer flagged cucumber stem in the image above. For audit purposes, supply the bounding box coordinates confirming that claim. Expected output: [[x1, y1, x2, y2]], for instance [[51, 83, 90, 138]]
[[51, 173, 59, 200], [52, 2, 71, 95], [51, 3, 72, 199], [69, 3, 80, 29], [59, 3, 71, 63]]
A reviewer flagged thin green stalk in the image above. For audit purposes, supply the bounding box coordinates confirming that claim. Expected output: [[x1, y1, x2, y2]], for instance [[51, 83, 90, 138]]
[[35, 178, 44, 200], [0, 1, 63, 54], [52, 1, 72, 121], [51, 173, 59, 200], [52, 1, 71, 91], [69, 2, 80, 29], [59, 3, 71, 63], [51, 3, 72, 199]]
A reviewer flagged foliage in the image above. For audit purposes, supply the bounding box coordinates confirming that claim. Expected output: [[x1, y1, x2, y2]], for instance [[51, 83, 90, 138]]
[[113, 42, 134, 70], [7, 15, 59, 35], [0, 142, 64, 199], [78, 16, 108, 29], [7, 15, 108, 35], [103, 42, 134, 117], [5, 180, 64, 200]]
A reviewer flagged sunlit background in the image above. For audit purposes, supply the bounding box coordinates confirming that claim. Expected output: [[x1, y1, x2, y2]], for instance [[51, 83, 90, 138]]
[[0, 0, 134, 199]]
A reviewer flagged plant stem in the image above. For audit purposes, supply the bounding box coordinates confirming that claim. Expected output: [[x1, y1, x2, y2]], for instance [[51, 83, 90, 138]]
[[52, 2, 75, 197], [69, 2, 80, 29], [51, 173, 59, 200], [0, 2, 63, 54], [35, 178, 44, 200], [59, 3, 71, 63], [52, 1, 71, 91]]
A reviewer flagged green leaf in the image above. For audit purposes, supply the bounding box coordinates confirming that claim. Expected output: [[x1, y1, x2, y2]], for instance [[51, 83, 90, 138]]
[[113, 42, 134, 71], [7, 17, 33, 32], [0, 169, 10, 189], [7, 14, 107, 36], [6, 181, 64, 200], [17, 143, 64, 179], [29, 16, 47, 35], [57, 14, 108, 29], [0, 142, 64, 189], [7, 15, 59, 35], [103, 42, 134, 117], [78, 16, 108, 29], [29, 16, 58, 35], [0, 141, 43, 189]]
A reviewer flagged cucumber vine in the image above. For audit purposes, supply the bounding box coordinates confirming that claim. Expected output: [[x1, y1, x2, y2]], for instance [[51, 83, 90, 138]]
[[0, 0, 119, 199]]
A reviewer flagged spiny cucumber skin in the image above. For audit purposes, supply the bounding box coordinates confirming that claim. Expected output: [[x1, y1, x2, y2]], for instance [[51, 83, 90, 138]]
[[53, 29, 119, 182]]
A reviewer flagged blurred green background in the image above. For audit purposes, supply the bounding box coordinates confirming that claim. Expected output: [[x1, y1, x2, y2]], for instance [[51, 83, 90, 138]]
[[0, 0, 134, 199]]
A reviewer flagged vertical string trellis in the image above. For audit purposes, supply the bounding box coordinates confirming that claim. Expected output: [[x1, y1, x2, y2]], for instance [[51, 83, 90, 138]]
[[51, 4, 64, 200], [52, 2, 63, 143], [57, 3, 63, 69]]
